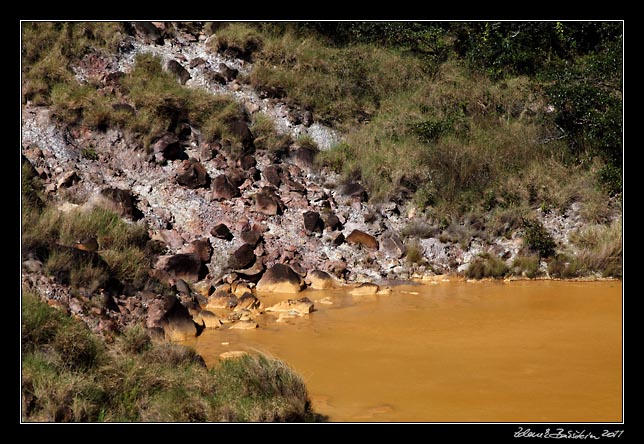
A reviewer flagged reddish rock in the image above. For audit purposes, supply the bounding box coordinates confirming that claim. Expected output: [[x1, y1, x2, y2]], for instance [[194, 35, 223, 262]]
[[303, 211, 324, 234], [180, 239, 212, 263], [176, 158, 210, 189], [212, 174, 241, 200], [153, 133, 183, 162], [239, 154, 257, 170], [154, 253, 203, 283], [229, 244, 256, 269], [262, 165, 282, 187], [332, 232, 345, 246], [323, 213, 342, 231], [254, 187, 284, 216], [219, 62, 239, 81], [240, 226, 262, 246], [57, 171, 80, 188], [211, 223, 233, 241], [346, 229, 379, 250]]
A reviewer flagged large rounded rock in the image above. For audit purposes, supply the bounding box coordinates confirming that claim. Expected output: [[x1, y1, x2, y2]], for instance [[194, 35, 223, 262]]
[[346, 229, 379, 251], [256, 263, 304, 293], [340, 182, 368, 201], [305, 270, 337, 290], [262, 165, 282, 187]]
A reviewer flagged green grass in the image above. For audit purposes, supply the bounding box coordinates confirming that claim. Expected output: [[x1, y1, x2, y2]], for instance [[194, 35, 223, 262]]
[[22, 168, 158, 291], [22, 291, 322, 422]]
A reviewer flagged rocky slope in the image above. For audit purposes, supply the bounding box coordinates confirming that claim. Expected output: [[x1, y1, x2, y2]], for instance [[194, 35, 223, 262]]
[[21, 22, 617, 341]]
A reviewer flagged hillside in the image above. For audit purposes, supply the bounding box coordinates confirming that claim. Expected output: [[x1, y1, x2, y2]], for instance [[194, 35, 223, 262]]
[[20, 21, 622, 422]]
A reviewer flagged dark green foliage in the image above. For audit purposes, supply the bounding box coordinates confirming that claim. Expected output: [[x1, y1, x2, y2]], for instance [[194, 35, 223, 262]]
[[522, 218, 556, 258], [598, 163, 622, 196]]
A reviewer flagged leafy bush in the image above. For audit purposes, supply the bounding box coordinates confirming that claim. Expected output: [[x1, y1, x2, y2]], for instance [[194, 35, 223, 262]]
[[522, 218, 556, 258]]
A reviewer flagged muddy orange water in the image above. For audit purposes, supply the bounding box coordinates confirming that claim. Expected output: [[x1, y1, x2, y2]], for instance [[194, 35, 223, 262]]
[[187, 280, 622, 422]]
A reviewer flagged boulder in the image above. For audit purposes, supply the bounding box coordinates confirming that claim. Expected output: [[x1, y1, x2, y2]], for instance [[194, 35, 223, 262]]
[[146, 294, 178, 329], [380, 233, 406, 259], [254, 187, 284, 216], [305, 270, 337, 290], [350, 283, 380, 296], [256, 263, 304, 293], [227, 118, 254, 151], [322, 213, 342, 231], [154, 253, 203, 283], [235, 258, 266, 279], [194, 310, 221, 329], [332, 232, 345, 246], [219, 62, 239, 81], [205, 70, 227, 85], [176, 158, 210, 189], [180, 239, 212, 263], [206, 292, 238, 310], [303, 211, 324, 234], [265, 297, 314, 315], [153, 133, 184, 162], [236, 292, 261, 310], [211, 223, 233, 241], [99, 187, 143, 220], [162, 303, 197, 341], [57, 171, 79, 188], [212, 174, 241, 200], [262, 165, 282, 187], [346, 229, 379, 251], [240, 226, 262, 246], [167, 59, 191, 85], [239, 154, 257, 170], [229, 244, 256, 269], [129, 21, 164, 45], [340, 182, 368, 202]]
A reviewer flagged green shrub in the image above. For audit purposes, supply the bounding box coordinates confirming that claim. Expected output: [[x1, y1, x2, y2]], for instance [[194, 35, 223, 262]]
[[522, 218, 556, 258], [511, 254, 542, 278], [547, 253, 580, 278], [465, 252, 509, 279]]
